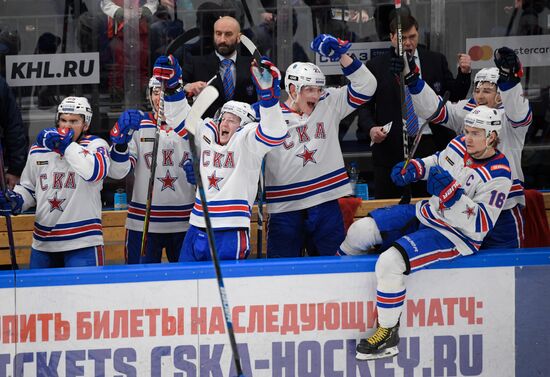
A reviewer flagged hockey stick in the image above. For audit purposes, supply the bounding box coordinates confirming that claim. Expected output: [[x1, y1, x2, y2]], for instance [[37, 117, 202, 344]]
[[186, 87, 246, 376], [140, 30, 201, 256], [0, 142, 18, 270], [394, 0, 412, 205], [400, 90, 451, 173], [240, 34, 267, 258], [140, 81, 165, 257]]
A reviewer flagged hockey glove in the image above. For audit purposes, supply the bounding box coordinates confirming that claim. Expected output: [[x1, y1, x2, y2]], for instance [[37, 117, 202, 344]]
[[389, 48, 404, 77], [183, 159, 196, 185], [153, 55, 182, 90], [0, 189, 23, 216], [427, 166, 464, 208], [110, 109, 143, 145], [391, 159, 425, 186], [494, 47, 523, 85], [36, 127, 74, 155], [251, 56, 281, 108], [310, 34, 351, 60], [403, 53, 420, 86]]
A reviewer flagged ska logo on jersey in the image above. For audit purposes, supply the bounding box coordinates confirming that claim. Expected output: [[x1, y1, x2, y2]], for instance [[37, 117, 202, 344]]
[[296, 145, 317, 166], [462, 205, 475, 219], [48, 192, 66, 213], [207, 171, 223, 190], [157, 170, 178, 191], [36, 160, 48, 166]]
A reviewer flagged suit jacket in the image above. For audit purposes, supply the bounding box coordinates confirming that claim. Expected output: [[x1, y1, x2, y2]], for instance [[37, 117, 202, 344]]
[[359, 45, 471, 168], [181, 51, 257, 118]]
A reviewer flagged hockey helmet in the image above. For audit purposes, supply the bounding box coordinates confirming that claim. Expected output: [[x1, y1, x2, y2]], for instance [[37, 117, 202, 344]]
[[57, 96, 92, 125], [284, 62, 326, 94], [464, 105, 502, 138], [474, 67, 499, 87], [220, 101, 257, 128]]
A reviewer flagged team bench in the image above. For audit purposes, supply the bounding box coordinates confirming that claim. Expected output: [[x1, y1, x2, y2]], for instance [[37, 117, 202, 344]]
[[1, 193, 549, 267]]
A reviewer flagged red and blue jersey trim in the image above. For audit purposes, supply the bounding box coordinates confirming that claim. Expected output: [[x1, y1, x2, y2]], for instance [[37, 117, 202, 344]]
[[192, 198, 251, 219], [30, 144, 52, 155], [508, 179, 524, 199], [419, 202, 481, 254], [409, 248, 461, 272], [33, 218, 103, 242], [127, 202, 192, 223], [255, 124, 286, 147], [265, 167, 349, 203], [204, 121, 219, 144], [346, 85, 371, 108], [507, 109, 532, 128]]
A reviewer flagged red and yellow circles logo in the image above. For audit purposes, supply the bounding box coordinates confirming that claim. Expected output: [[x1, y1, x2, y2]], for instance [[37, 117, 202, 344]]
[[468, 45, 493, 61]]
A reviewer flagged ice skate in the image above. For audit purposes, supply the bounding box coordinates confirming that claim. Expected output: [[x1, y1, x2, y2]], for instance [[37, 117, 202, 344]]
[[356, 323, 400, 360]]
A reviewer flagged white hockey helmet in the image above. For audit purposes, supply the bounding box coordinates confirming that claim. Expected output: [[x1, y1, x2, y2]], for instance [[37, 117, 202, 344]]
[[57, 96, 92, 125], [464, 105, 502, 138], [220, 100, 256, 128], [474, 67, 499, 86], [147, 77, 162, 110], [284, 62, 326, 94]]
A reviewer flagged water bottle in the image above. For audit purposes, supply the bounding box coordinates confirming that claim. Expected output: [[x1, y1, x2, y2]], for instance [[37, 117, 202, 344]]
[[349, 161, 359, 197], [114, 188, 127, 210]]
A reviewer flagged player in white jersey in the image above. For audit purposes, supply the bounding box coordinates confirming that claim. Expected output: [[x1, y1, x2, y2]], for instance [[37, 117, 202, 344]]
[[263, 34, 377, 258], [403, 46, 531, 248], [0, 97, 110, 268], [108, 55, 195, 264], [179, 57, 286, 261], [342, 106, 512, 360]]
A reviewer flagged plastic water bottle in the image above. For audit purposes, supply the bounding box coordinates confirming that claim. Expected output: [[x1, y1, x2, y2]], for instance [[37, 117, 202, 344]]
[[114, 188, 127, 210], [349, 161, 359, 196]]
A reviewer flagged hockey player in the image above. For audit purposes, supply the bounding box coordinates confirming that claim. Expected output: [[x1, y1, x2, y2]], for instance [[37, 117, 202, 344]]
[[347, 106, 513, 360], [179, 57, 286, 261], [401, 46, 531, 248], [0, 97, 110, 268], [263, 34, 377, 258], [108, 55, 195, 264]]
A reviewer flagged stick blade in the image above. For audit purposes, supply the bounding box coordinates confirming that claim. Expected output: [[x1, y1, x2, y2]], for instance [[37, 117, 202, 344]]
[[240, 34, 262, 63], [185, 86, 219, 135]]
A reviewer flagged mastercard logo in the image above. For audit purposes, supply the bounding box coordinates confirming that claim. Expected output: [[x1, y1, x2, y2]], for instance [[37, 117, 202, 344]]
[[468, 45, 494, 61]]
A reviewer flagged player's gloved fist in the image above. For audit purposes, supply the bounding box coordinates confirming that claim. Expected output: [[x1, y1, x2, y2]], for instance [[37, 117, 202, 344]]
[[183, 159, 196, 185], [153, 55, 182, 89], [310, 34, 351, 60], [251, 56, 281, 107], [110, 109, 143, 145], [494, 47, 522, 85], [36, 127, 74, 155], [427, 166, 464, 208], [403, 53, 420, 86], [391, 159, 425, 186], [0, 190, 23, 216]]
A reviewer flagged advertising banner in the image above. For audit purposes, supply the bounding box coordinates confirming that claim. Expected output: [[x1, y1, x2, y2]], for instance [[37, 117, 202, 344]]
[[0, 262, 518, 376], [5, 53, 100, 87]]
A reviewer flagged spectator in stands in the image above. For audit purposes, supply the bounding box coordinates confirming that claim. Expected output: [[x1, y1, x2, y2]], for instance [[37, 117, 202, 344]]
[[181, 16, 257, 118], [356, 14, 472, 199]]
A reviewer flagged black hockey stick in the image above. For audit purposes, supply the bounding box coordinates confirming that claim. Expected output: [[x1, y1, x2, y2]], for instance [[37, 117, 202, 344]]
[[240, 35, 267, 258], [0, 141, 18, 271], [395, 0, 412, 205], [140, 29, 201, 256], [185, 86, 246, 376], [400, 91, 451, 173]]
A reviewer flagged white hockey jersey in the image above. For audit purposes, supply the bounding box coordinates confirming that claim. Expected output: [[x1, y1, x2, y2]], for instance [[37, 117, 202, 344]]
[[108, 92, 195, 233], [409, 79, 531, 208], [264, 59, 377, 213], [14, 135, 111, 252], [415, 136, 512, 256], [190, 103, 287, 229]]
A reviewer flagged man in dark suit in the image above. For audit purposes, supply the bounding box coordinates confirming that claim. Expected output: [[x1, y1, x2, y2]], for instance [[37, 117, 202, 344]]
[[181, 16, 256, 118], [358, 14, 472, 199]]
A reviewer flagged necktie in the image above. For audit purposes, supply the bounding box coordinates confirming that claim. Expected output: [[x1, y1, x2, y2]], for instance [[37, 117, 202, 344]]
[[404, 87, 419, 137], [221, 59, 235, 100]]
